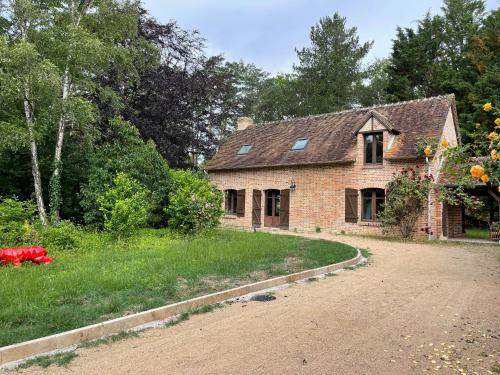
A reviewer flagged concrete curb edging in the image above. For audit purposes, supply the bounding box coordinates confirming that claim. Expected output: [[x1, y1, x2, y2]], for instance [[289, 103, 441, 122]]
[[0, 249, 362, 367]]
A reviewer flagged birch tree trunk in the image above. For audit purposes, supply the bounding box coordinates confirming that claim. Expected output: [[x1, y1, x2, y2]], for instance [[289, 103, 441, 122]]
[[49, 65, 70, 218], [49, 0, 92, 219], [20, 22, 49, 226], [23, 89, 49, 226]]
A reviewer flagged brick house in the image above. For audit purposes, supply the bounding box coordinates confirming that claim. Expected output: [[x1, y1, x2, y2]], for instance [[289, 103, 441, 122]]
[[206, 95, 462, 239]]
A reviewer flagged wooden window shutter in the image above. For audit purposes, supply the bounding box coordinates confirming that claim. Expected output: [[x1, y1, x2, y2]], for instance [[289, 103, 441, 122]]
[[345, 188, 358, 223], [252, 190, 262, 226], [280, 189, 290, 229], [236, 189, 245, 217]]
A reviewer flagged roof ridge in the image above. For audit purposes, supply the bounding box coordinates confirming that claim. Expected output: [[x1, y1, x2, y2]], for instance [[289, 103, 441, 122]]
[[254, 94, 454, 128]]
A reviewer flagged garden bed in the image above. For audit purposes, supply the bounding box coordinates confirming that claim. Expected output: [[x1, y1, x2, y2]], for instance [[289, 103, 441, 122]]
[[0, 229, 356, 347]]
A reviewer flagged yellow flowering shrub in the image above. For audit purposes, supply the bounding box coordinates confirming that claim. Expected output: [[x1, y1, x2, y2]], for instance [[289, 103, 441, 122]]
[[470, 165, 485, 178], [488, 131, 498, 141], [483, 102, 493, 112], [481, 174, 490, 183]]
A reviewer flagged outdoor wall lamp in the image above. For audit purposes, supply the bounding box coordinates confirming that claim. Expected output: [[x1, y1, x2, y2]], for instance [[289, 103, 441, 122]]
[[290, 180, 296, 192]]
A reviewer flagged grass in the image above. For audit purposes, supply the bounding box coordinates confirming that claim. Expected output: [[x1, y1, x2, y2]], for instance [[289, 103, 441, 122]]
[[464, 227, 489, 240], [164, 303, 224, 328], [492, 364, 500, 374], [78, 330, 140, 349], [16, 352, 77, 370], [0, 229, 356, 347]]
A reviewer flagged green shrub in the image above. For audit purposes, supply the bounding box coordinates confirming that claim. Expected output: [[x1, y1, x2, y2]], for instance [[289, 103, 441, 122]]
[[80, 118, 171, 228], [165, 170, 223, 233], [97, 173, 151, 238], [40, 221, 81, 250], [0, 197, 37, 247]]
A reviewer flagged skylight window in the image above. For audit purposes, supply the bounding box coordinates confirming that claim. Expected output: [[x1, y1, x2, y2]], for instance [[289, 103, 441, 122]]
[[238, 144, 252, 155], [292, 138, 309, 150]]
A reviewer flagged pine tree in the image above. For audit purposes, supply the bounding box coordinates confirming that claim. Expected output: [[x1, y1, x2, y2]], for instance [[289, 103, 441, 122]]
[[294, 13, 373, 115]]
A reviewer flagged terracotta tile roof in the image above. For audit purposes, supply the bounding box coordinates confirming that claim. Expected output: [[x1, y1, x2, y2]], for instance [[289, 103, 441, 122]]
[[206, 95, 457, 171]]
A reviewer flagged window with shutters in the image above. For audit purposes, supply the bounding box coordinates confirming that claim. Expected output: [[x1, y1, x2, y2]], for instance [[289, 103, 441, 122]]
[[361, 188, 385, 221], [364, 132, 383, 164], [224, 190, 237, 214]]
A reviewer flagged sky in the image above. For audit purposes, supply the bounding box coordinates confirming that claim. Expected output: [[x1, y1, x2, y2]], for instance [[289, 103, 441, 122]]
[[142, 0, 499, 75]]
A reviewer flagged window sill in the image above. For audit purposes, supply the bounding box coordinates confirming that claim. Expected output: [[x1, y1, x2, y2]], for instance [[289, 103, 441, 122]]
[[359, 221, 382, 227], [362, 164, 383, 169], [223, 214, 238, 220]]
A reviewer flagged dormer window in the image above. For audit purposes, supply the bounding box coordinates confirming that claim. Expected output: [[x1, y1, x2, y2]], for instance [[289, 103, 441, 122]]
[[292, 138, 309, 151], [364, 133, 383, 164], [238, 144, 252, 155]]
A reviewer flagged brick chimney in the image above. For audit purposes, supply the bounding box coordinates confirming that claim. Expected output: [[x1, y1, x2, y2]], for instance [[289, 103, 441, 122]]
[[237, 117, 254, 131]]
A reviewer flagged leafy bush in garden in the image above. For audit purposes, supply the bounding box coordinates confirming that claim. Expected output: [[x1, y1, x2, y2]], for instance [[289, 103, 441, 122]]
[[97, 173, 151, 238], [0, 197, 37, 247], [379, 168, 432, 239], [166, 170, 223, 233], [80, 118, 171, 228], [39, 221, 81, 250]]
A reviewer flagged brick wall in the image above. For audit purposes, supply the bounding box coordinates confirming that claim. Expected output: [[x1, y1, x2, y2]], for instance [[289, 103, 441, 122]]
[[210, 160, 440, 238], [208, 109, 457, 239]]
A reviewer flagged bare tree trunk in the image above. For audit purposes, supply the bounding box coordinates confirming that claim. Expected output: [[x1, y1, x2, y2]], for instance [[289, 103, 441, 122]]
[[23, 85, 49, 226]]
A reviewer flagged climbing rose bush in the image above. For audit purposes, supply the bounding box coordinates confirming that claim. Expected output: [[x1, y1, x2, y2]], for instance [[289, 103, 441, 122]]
[[165, 170, 223, 234], [379, 168, 432, 239]]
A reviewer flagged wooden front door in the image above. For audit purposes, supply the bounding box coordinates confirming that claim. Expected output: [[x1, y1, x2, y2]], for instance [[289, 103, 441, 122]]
[[264, 190, 280, 227], [252, 190, 262, 227]]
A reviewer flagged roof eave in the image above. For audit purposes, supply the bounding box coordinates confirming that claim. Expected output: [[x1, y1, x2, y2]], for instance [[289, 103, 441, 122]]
[[206, 159, 355, 172]]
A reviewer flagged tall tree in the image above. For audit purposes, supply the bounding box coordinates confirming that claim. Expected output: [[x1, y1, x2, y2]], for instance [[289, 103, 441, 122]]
[[46, 0, 141, 219], [293, 13, 373, 115], [250, 74, 301, 122], [385, 0, 493, 146], [222, 61, 268, 118], [462, 8, 500, 152], [96, 15, 245, 168], [441, 0, 485, 70], [357, 58, 391, 107], [0, 0, 142, 223], [0, 0, 59, 225], [385, 13, 445, 101]]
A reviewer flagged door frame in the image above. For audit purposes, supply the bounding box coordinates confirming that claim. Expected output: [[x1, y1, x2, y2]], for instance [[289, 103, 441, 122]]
[[264, 189, 280, 228]]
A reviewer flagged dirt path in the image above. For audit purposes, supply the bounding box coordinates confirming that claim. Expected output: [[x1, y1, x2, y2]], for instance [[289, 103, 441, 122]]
[[21, 235, 500, 375]]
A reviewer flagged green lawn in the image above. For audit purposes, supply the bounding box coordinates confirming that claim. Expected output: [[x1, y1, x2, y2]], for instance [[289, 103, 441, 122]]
[[464, 227, 490, 240], [0, 229, 356, 347]]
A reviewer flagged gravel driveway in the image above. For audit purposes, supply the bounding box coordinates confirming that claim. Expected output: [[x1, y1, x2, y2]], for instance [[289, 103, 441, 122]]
[[21, 234, 500, 375]]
